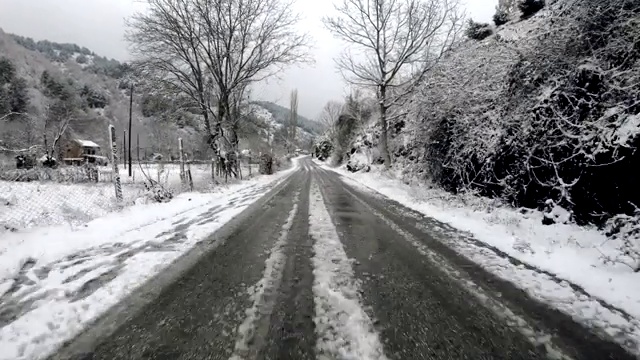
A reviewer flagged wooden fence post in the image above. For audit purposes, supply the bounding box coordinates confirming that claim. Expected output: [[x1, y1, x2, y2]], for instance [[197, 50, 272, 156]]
[[108, 125, 123, 203], [178, 137, 185, 185]]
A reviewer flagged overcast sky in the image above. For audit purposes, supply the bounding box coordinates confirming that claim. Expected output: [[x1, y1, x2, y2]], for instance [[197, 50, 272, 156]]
[[0, 0, 497, 119]]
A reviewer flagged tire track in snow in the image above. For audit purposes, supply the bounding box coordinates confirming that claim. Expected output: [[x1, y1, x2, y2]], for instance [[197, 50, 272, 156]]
[[308, 180, 388, 360], [340, 184, 573, 360], [229, 191, 300, 359]]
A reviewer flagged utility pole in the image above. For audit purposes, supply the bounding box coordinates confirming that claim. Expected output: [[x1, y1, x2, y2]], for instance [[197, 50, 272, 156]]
[[123, 130, 127, 170], [136, 133, 140, 161], [128, 83, 133, 176]]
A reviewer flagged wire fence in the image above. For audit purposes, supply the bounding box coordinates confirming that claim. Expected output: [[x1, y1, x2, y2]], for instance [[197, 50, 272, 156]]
[[0, 117, 296, 233], [0, 153, 261, 232]]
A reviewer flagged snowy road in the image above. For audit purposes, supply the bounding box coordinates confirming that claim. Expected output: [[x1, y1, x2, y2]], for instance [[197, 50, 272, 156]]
[[49, 158, 634, 360]]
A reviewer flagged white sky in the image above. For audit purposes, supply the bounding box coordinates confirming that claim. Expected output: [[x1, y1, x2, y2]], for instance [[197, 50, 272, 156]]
[[0, 0, 497, 119]]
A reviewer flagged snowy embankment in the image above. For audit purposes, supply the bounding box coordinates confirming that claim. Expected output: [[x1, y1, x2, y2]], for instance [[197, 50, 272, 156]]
[[0, 160, 300, 360], [321, 162, 640, 355]]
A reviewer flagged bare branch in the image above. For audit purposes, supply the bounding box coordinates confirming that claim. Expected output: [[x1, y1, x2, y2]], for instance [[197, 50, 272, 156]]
[[128, 0, 311, 169], [324, 0, 465, 166]]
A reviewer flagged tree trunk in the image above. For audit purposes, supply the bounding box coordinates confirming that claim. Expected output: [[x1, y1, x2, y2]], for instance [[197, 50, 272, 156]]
[[378, 85, 391, 168]]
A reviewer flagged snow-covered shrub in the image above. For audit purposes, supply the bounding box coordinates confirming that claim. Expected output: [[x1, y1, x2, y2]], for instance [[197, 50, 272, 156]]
[[465, 20, 493, 40], [518, 0, 545, 19], [143, 180, 173, 203], [542, 199, 573, 225], [603, 210, 640, 272], [493, 7, 510, 26], [75, 54, 88, 64], [346, 150, 371, 173], [313, 136, 333, 161]]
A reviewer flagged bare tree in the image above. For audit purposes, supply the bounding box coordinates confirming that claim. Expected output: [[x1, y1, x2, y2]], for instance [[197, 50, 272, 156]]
[[42, 101, 75, 162], [318, 100, 344, 139], [289, 89, 298, 151], [127, 0, 218, 154], [127, 0, 311, 176], [324, 0, 465, 167]]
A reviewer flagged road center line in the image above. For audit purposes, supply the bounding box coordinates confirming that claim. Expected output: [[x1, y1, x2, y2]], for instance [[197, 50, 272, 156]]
[[230, 190, 300, 360], [308, 180, 388, 360]]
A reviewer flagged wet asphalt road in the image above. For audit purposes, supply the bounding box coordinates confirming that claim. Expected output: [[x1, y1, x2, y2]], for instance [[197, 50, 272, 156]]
[[51, 157, 635, 360]]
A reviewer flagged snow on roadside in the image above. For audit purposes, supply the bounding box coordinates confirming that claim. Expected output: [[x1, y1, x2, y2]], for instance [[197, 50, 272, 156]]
[[231, 191, 299, 359], [322, 163, 640, 355], [308, 180, 388, 360], [0, 164, 299, 360]]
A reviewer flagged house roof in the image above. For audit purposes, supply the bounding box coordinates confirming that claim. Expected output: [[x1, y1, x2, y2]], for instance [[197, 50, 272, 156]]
[[74, 139, 100, 148]]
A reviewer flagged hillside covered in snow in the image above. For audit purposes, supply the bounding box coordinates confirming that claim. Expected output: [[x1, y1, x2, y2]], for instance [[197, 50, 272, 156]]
[[0, 28, 146, 154], [0, 30, 323, 164]]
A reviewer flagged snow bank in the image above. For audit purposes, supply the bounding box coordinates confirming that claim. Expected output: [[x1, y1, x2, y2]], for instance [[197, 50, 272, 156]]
[[323, 163, 640, 355], [308, 180, 388, 360]]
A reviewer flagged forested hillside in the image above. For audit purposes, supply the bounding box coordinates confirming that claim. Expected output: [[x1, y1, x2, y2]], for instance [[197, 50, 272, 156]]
[[0, 27, 147, 158], [0, 29, 320, 163], [252, 100, 325, 135]]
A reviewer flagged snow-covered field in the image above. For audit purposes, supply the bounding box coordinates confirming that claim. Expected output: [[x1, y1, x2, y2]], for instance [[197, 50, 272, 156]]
[[98, 162, 260, 189], [322, 162, 640, 355], [0, 161, 298, 360]]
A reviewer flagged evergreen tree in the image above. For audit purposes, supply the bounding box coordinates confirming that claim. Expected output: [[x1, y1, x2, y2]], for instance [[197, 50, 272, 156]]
[[465, 19, 493, 40], [9, 77, 28, 113], [493, 7, 510, 26], [0, 57, 16, 85], [519, 0, 545, 19]]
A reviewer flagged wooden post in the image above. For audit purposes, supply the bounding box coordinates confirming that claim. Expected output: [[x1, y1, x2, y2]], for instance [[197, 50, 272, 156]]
[[186, 162, 194, 191], [136, 133, 140, 161], [178, 137, 185, 184], [108, 125, 123, 203]]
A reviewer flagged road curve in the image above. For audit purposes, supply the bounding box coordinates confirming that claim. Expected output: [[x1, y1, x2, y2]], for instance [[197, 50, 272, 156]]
[[50, 157, 635, 360]]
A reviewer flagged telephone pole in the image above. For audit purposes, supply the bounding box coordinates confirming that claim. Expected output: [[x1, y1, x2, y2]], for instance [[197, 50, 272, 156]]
[[128, 83, 134, 176], [123, 130, 127, 170]]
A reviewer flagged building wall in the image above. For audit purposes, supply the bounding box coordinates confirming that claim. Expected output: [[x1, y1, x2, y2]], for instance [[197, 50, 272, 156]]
[[63, 141, 83, 158], [62, 141, 100, 159]]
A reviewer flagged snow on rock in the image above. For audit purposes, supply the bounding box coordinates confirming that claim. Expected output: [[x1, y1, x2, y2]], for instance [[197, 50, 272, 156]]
[[346, 150, 371, 173], [308, 180, 388, 360], [0, 167, 297, 360], [323, 163, 640, 356]]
